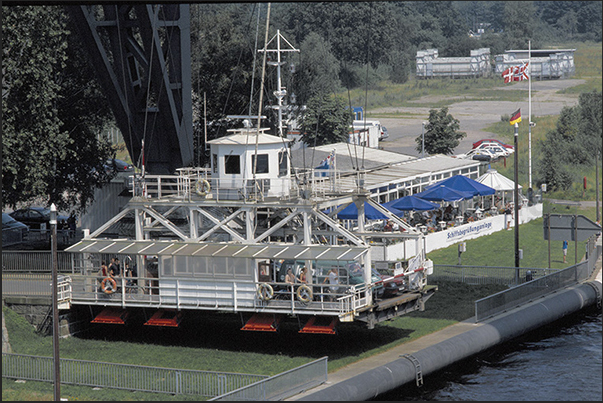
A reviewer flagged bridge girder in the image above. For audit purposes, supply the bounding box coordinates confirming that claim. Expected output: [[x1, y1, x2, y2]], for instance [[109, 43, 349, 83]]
[[66, 4, 194, 174]]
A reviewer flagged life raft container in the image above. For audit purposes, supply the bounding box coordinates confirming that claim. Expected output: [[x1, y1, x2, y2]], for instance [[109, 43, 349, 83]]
[[101, 277, 117, 294]]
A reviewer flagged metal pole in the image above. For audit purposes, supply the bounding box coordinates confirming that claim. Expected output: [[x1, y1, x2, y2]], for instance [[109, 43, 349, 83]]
[[574, 214, 578, 265], [547, 213, 551, 268], [50, 204, 60, 401], [596, 150, 600, 223], [514, 124, 520, 279], [528, 40, 532, 190]]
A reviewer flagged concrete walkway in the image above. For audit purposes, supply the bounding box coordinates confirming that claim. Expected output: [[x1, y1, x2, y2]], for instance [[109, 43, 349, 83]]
[[288, 244, 602, 401]]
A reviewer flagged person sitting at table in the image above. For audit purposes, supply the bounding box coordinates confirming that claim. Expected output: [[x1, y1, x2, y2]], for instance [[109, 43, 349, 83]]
[[443, 204, 454, 221], [429, 212, 437, 227], [383, 220, 393, 231]]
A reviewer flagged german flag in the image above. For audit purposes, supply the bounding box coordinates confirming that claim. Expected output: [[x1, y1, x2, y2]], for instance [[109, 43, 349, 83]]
[[510, 109, 522, 126]]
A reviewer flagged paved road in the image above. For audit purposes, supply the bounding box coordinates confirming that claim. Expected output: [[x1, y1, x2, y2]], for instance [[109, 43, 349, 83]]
[[373, 78, 584, 157]]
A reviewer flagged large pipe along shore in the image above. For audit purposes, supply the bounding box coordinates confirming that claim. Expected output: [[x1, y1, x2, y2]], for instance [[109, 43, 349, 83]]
[[299, 280, 602, 401]]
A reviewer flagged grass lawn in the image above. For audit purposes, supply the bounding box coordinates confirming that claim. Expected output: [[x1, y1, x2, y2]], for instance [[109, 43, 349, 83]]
[[2, 278, 502, 401]]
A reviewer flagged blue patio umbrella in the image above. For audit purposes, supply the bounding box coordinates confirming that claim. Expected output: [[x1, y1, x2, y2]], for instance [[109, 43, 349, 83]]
[[337, 202, 403, 220], [383, 195, 440, 211], [414, 185, 473, 202], [426, 175, 495, 197]]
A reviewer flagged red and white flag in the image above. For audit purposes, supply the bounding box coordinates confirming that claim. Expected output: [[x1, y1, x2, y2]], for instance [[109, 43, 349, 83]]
[[513, 62, 529, 81], [502, 66, 515, 83], [502, 62, 529, 83]]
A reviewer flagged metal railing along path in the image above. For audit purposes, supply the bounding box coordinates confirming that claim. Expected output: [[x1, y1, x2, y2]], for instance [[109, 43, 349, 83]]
[[1, 273, 71, 303], [210, 356, 328, 401], [2, 353, 267, 397], [475, 235, 601, 322], [2, 250, 74, 273], [432, 265, 558, 286]]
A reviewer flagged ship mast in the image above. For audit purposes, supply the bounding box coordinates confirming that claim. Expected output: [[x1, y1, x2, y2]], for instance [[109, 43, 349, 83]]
[[258, 29, 299, 138]]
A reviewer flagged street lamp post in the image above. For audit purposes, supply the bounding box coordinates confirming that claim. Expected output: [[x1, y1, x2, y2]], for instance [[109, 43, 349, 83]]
[[421, 122, 426, 158], [50, 204, 61, 401]]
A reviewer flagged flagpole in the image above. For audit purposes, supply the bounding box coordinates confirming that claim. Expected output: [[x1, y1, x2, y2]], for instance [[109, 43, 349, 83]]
[[528, 40, 532, 193], [514, 122, 520, 278]]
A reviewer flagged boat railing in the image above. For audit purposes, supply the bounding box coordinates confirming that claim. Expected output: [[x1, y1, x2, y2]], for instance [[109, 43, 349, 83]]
[[336, 283, 371, 318], [127, 168, 368, 202], [66, 274, 372, 318]]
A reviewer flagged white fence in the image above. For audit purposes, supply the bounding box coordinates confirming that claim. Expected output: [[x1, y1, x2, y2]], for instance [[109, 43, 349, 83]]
[[371, 203, 543, 260]]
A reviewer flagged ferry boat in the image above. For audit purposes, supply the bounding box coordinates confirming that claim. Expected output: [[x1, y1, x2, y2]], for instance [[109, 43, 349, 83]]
[[62, 24, 436, 334], [64, 125, 437, 334]]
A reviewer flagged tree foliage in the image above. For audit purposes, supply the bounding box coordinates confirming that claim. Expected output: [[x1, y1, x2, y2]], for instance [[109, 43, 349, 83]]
[[188, 1, 601, 144], [536, 91, 602, 191], [293, 32, 341, 106], [417, 107, 467, 155], [299, 94, 351, 147], [2, 5, 114, 213]]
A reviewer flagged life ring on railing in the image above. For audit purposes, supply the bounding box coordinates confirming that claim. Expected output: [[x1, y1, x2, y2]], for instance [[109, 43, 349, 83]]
[[101, 277, 117, 294], [296, 285, 313, 303], [257, 283, 274, 301], [195, 179, 211, 197]]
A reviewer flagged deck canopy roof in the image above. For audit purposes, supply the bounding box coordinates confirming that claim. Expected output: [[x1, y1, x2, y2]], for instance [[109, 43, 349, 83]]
[[66, 239, 368, 261]]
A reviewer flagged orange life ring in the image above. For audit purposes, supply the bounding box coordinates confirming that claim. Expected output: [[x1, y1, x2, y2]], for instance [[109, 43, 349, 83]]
[[101, 277, 117, 294]]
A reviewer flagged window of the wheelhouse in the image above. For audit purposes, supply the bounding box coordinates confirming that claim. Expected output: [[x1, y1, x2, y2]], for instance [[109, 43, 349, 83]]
[[224, 155, 241, 174]]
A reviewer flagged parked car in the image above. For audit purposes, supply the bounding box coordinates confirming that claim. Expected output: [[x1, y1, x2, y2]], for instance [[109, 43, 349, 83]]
[[472, 139, 514, 153], [380, 126, 389, 140], [457, 148, 494, 162], [9, 207, 69, 230], [378, 273, 406, 298], [104, 158, 135, 174], [477, 144, 511, 158], [2, 212, 29, 245]]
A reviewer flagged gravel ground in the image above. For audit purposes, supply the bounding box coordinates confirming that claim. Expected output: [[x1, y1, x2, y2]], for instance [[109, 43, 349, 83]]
[[372, 78, 584, 157]]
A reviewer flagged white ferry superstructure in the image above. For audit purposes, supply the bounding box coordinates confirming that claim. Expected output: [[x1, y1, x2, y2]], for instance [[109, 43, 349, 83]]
[[65, 127, 437, 333]]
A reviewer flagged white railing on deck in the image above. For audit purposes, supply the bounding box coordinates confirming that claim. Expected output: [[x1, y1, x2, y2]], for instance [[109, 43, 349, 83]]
[[129, 168, 367, 202], [66, 274, 370, 318]]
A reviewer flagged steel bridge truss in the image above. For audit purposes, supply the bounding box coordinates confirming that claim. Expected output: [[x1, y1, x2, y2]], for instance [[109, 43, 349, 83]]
[[66, 4, 194, 174], [86, 194, 419, 248]]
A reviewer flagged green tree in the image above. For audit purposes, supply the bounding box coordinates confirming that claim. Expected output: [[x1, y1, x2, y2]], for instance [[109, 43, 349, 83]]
[[299, 93, 351, 147], [577, 91, 602, 163], [2, 5, 114, 213], [536, 91, 602, 191], [502, 1, 536, 49], [388, 50, 411, 84], [293, 32, 341, 107], [417, 107, 467, 155]]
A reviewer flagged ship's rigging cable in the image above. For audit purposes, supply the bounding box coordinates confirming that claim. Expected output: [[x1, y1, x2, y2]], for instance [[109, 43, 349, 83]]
[[123, 4, 183, 174], [252, 2, 271, 199], [345, 74, 359, 171], [242, 2, 261, 189], [336, 3, 360, 172], [114, 5, 136, 170], [360, 1, 374, 170], [141, 4, 158, 173]]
